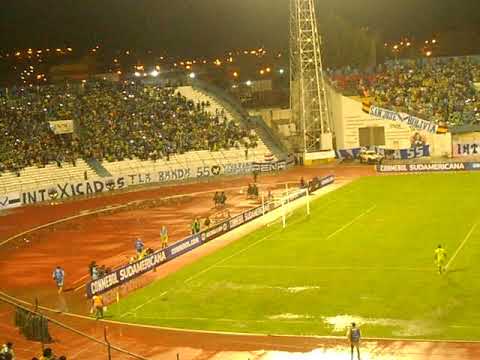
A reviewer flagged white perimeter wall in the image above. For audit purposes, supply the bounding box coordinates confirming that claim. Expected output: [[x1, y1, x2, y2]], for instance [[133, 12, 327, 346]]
[[328, 87, 452, 157]]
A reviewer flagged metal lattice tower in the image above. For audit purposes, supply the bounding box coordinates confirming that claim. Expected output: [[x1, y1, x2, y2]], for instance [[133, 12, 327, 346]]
[[290, 0, 332, 153]]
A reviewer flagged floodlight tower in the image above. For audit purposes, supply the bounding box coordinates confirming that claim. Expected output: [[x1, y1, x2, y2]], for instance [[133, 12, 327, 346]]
[[290, 0, 332, 155]]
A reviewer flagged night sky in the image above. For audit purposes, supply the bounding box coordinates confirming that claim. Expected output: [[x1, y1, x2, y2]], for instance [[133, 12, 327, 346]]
[[1, 0, 480, 56]]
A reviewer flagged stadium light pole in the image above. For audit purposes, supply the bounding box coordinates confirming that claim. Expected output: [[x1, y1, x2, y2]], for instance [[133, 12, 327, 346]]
[[290, 0, 332, 155]]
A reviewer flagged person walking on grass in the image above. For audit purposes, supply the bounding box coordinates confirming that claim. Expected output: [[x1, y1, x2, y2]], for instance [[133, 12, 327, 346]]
[[434, 244, 447, 274], [347, 322, 361, 360]]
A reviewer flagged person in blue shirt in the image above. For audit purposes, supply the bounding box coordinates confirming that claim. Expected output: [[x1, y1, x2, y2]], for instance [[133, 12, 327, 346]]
[[135, 238, 144, 255], [346, 322, 361, 360], [52, 266, 65, 294]]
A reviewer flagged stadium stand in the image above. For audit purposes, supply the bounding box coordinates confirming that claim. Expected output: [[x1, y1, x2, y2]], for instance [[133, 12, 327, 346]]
[[0, 159, 96, 194], [0, 80, 281, 193], [330, 57, 480, 126]]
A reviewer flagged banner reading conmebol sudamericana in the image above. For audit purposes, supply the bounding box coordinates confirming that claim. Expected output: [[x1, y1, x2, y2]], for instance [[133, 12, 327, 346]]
[[376, 162, 480, 173]]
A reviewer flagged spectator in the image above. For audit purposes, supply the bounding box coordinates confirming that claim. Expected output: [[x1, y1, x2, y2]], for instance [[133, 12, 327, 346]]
[[300, 177, 306, 188], [213, 192, 221, 208], [92, 294, 104, 320], [160, 225, 168, 249], [219, 192, 227, 206], [0, 342, 14, 360], [332, 57, 480, 126], [0, 81, 256, 174], [134, 237, 144, 255], [39, 348, 54, 360], [191, 217, 201, 234], [204, 216, 211, 228]]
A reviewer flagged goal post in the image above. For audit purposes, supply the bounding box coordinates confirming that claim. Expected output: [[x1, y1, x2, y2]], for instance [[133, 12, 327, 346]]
[[263, 187, 311, 229]]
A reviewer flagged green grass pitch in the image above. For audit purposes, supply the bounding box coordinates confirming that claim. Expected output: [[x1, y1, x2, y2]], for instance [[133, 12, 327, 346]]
[[110, 173, 480, 340]]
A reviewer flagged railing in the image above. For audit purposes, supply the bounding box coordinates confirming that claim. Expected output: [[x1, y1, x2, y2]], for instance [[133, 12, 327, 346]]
[[250, 115, 290, 156], [187, 78, 251, 125], [0, 292, 148, 360]]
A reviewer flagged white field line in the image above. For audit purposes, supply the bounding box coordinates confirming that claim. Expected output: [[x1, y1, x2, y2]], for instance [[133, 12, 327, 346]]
[[326, 205, 376, 240], [446, 222, 478, 270], [185, 203, 375, 284], [4, 290, 480, 344], [184, 228, 282, 284], [120, 290, 169, 318], [0, 183, 275, 248], [183, 185, 348, 284], [215, 265, 432, 272]]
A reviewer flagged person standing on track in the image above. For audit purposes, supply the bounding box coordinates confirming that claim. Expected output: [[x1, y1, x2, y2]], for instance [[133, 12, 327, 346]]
[[434, 244, 447, 274], [0, 342, 14, 359], [191, 217, 201, 234], [135, 237, 144, 255], [92, 294, 104, 320], [52, 266, 65, 294], [346, 322, 361, 360], [160, 225, 169, 249]]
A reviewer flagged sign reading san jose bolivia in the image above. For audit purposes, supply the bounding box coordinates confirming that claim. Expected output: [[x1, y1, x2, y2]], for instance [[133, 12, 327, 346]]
[[370, 106, 438, 134]]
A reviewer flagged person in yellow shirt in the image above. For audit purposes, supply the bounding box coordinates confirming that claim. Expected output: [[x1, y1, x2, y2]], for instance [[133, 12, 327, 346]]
[[160, 225, 169, 249], [92, 294, 104, 320], [434, 244, 447, 274]]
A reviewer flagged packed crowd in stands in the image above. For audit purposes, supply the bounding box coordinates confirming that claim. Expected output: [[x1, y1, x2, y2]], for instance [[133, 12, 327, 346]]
[[329, 57, 480, 126], [0, 81, 258, 174]]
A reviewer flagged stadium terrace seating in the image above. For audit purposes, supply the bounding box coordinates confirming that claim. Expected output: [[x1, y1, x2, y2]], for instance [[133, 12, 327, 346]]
[[100, 86, 276, 178], [0, 81, 279, 195], [175, 86, 275, 158], [0, 159, 97, 194], [330, 57, 480, 126], [176, 86, 236, 122]]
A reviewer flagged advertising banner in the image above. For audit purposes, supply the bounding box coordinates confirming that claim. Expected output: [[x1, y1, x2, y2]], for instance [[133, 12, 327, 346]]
[[376, 162, 480, 173], [126, 160, 292, 186], [22, 177, 128, 205], [0, 193, 22, 211], [336, 146, 430, 161], [453, 141, 480, 157], [370, 106, 439, 134], [86, 233, 203, 297], [49, 120, 74, 134]]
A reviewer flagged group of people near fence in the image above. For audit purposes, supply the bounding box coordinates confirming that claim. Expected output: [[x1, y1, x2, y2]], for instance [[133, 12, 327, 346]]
[[0, 342, 68, 360], [212, 191, 227, 208], [88, 261, 112, 281], [246, 183, 259, 199]]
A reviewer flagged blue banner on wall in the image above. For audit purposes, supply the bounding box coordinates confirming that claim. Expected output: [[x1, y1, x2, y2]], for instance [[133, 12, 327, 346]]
[[336, 146, 430, 161]]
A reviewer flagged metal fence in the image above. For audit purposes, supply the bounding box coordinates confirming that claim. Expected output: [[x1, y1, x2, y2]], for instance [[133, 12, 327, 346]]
[[0, 293, 148, 360]]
